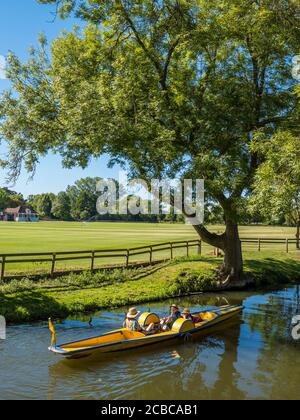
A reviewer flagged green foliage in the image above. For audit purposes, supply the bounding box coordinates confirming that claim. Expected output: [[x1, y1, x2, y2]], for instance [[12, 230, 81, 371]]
[[1, 0, 300, 275], [51, 191, 71, 220], [0, 268, 131, 294], [0, 187, 24, 211], [0, 189, 10, 211], [168, 269, 218, 295], [28, 193, 55, 217], [66, 177, 101, 220], [250, 131, 300, 225], [1, 1, 299, 207]]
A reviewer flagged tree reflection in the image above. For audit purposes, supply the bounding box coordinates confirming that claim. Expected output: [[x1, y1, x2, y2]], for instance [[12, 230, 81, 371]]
[[245, 286, 300, 399]]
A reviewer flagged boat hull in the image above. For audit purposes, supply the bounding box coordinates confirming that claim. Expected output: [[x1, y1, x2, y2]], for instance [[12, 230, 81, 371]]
[[49, 305, 244, 359]]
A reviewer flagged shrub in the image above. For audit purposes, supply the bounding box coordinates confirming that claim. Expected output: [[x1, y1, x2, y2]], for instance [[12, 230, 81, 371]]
[[168, 269, 217, 295]]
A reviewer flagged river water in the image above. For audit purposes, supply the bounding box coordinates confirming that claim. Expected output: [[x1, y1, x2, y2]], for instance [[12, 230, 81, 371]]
[[1, 285, 300, 400]]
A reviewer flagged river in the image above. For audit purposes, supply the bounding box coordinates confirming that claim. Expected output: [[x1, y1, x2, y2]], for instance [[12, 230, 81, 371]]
[[0, 285, 300, 400]]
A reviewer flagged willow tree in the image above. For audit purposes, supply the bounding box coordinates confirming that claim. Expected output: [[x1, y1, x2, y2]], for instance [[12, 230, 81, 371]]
[[1, 0, 300, 282]]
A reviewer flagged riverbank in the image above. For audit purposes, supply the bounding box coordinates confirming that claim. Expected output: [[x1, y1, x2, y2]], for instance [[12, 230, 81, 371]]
[[1, 253, 299, 323]]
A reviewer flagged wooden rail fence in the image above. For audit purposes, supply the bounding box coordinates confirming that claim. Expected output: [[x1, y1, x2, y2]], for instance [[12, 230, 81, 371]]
[[0, 239, 201, 282], [0, 238, 298, 282]]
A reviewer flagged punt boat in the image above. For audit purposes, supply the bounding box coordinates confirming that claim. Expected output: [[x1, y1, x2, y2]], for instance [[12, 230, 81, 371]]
[[48, 304, 244, 359]]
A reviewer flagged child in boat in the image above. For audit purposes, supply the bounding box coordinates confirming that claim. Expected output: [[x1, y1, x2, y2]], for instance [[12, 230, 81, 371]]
[[181, 308, 203, 324], [161, 304, 181, 331], [123, 307, 155, 333]]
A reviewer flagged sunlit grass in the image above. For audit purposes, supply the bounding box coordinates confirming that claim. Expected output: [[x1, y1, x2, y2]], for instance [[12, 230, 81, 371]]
[[0, 221, 298, 276], [1, 254, 299, 323]]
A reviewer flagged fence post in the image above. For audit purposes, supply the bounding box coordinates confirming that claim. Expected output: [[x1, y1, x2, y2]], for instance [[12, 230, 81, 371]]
[[258, 239, 261, 252], [51, 253, 56, 278], [286, 239, 289, 254], [0, 256, 5, 282], [198, 240, 202, 256], [149, 246, 153, 264], [186, 241, 189, 257], [91, 251, 95, 272], [126, 250, 130, 268], [170, 243, 173, 260]]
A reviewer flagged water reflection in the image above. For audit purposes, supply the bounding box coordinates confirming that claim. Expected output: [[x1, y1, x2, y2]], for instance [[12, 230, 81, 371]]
[[1, 287, 299, 400]]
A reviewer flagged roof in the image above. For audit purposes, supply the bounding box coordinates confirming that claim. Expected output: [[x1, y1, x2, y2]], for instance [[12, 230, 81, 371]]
[[4, 206, 37, 215]]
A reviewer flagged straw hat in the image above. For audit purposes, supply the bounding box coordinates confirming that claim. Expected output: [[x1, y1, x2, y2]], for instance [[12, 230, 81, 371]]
[[182, 308, 191, 315], [127, 307, 140, 319], [170, 304, 179, 310]]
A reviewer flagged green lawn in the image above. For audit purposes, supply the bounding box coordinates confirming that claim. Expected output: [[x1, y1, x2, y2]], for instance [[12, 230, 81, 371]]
[[0, 221, 298, 276]]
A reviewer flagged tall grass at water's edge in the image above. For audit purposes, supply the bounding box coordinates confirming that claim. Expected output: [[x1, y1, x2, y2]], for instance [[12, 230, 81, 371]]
[[1, 254, 300, 323]]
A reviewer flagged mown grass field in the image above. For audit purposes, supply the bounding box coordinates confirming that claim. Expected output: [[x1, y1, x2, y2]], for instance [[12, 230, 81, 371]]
[[0, 221, 299, 276]]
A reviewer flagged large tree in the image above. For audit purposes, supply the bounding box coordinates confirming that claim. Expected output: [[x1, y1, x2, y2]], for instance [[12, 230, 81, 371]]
[[251, 131, 300, 249], [66, 177, 101, 220], [1, 0, 300, 281], [28, 193, 55, 217], [0, 188, 24, 211], [51, 191, 72, 220]]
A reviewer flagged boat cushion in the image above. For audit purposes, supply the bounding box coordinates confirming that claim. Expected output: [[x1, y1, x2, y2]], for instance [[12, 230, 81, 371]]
[[138, 312, 160, 327], [171, 318, 195, 333]]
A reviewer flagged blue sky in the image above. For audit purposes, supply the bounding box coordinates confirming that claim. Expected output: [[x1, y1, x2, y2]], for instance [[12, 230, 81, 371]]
[[0, 0, 121, 197]]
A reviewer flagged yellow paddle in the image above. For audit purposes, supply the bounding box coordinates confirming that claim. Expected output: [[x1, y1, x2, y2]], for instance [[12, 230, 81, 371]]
[[48, 318, 57, 347]]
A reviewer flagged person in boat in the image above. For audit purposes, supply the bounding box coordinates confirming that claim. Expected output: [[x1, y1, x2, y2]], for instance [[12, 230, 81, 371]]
[[123, 307, 156, 334], [161, 304, 181, 331], [181, 308, 203, 324]]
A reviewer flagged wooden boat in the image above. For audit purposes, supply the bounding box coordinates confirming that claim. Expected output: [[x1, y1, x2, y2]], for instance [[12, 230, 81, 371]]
[[48, 305, 244, 359]]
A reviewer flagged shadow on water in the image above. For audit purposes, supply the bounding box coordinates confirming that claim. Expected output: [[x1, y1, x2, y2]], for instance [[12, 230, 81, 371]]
[[0, 291, 68, 322]]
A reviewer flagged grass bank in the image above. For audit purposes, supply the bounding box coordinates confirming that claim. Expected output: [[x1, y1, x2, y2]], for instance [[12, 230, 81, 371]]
[[1, 253, 299, 323]]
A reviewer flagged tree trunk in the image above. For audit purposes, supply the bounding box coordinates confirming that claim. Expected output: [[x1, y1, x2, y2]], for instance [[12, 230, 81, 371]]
[[220, 220, 243, 281], [296, 219, 300, 250], [193, 219, 243, 283]]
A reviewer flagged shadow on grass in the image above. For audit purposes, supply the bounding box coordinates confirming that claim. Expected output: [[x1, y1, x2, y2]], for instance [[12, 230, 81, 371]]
[[0, 290, 68, 323], [245, 258, 300, 286]]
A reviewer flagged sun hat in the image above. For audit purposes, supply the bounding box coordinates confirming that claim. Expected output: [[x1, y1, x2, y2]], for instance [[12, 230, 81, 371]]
[[182, 308, 191, 315], [170, 304, 179, 310], [127, 307, 140, 319]]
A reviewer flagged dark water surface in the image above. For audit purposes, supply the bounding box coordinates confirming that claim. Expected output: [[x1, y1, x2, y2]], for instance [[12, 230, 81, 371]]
[[1, 286, 300, 400]]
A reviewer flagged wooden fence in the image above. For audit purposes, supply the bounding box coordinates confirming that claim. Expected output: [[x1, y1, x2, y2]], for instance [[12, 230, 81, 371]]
[[0, 237, 298, 282], [241, 237, 298, 253], [0, 239, 201, 282]]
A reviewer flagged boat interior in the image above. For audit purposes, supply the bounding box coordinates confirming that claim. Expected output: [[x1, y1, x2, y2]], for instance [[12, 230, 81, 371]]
[[59, 311, 219, 351]]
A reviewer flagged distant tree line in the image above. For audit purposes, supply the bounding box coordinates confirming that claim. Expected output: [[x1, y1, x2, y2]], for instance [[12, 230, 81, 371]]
[[0, 177, 184, 223], [0, 176, 298, 230]]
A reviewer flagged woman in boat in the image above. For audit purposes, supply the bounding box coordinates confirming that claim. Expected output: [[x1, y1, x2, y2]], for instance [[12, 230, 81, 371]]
[[161, 304, 181, 331], [181, 308, 202, 324], [123, 307, 156, 334]]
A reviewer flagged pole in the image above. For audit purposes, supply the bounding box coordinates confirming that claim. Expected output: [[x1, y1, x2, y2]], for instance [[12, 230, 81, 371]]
[[0, 256, 5, 283], [198, 240, 202, 256], [91, 251, 95, 272], [51, 253, 56, 277]]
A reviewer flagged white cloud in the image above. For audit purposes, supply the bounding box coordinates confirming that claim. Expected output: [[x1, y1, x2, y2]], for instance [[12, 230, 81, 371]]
[[0, 55, 7, 79]]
